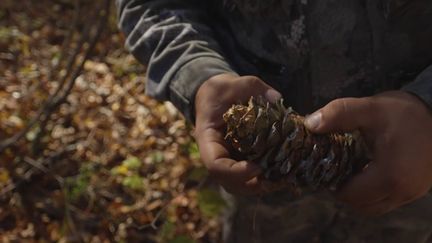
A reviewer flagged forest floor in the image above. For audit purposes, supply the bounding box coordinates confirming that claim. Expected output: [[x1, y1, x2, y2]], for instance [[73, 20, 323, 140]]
[[0, 1, 225, 242]]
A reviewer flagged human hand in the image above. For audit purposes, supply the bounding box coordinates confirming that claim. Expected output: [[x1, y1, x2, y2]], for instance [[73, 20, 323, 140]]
[[304, 91, 432, 215], [194, 73, 281, 195]]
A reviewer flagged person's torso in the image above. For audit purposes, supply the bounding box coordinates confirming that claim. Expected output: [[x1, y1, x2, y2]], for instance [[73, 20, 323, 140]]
[[211, 3, 432, 241], [211, 0, 432, 113]]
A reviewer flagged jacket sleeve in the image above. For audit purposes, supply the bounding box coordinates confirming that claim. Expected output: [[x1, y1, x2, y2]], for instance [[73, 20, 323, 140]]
[[402, 65, 432, 109], [116, 0, 236, 122]]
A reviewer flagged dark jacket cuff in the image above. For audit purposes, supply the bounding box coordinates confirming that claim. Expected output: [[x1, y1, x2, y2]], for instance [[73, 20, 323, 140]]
[[401, 65, 432, 109], [168, 56, 237, 123]]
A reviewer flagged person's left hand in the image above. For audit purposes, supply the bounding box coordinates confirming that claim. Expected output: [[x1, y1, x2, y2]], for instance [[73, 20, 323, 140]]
[[304, 91, 432, 215]]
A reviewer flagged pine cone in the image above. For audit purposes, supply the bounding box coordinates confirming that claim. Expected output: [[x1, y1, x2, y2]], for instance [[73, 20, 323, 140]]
[[223, 96, 368, 194]]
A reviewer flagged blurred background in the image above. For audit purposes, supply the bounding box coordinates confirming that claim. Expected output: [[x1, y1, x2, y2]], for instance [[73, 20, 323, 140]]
[[0, 0, 225, 242]]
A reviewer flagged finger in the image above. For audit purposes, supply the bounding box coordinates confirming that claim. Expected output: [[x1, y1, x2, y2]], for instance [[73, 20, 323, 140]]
[[353, 199, 397, 217], [221, 177, 267, 196], [196, 79, 282, 129], [197, 128, 264, 195], [336, 162, 391, 207], [197, 128, 262, 182], [237, 76, 282, 103], [304, 97, 376, 134], [211, 159, 262, 182], [356, 188, 430, 216]]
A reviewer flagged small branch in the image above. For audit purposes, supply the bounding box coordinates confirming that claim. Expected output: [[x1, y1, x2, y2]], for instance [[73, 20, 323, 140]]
[[46, 0, 81, 82], [23, 157, 49, 173], [130, 200, 171, 231], [52, 0, 110, 107], [0, 142, 79, 197], [32, 0, 88, 155]]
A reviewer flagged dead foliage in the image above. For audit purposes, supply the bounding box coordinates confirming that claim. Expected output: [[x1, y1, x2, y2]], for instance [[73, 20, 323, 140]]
[[0, 0, 224, 242]]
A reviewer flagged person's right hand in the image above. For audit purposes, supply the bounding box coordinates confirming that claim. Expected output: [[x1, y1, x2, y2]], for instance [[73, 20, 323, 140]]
[[194, 73, 282, 195]]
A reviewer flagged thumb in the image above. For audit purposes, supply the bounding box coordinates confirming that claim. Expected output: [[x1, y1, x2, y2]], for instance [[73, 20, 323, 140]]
[[304, 97, 374, 134], [238, 76, 282, 103], [264, 89, 282, 103]]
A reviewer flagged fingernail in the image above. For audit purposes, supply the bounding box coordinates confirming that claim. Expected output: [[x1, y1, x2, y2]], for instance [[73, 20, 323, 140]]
[[265, 89, 282, 103], [305, 111, 322, 130]]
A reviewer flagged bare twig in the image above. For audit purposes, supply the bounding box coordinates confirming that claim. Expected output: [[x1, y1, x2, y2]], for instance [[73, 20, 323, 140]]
[[0, 142, 80, 197], [32, 0, 90, 155], [23, 156, 49, 173], [130, 200, 171, 231], [62, 185, 85, 242], [22, 0, 82, 115], [47, 0, 81, 82]]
